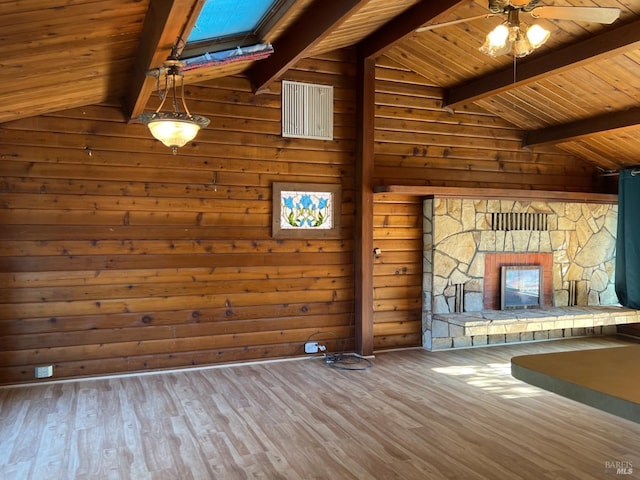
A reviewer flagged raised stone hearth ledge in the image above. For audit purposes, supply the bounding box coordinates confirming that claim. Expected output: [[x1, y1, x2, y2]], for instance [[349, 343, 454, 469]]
[[428, 306, 640, 351]]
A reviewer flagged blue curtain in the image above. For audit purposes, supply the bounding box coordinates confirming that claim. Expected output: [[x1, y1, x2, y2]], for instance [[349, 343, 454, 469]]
[[615, 169, 640, 309]]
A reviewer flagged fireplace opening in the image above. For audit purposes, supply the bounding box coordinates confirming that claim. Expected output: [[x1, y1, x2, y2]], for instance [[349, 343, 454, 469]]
[[500, 265, 543, 310], [484, 253, 553, 310]]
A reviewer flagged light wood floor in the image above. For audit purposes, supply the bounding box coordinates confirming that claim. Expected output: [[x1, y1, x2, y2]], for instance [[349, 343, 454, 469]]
[[1, 336, 639, 479]]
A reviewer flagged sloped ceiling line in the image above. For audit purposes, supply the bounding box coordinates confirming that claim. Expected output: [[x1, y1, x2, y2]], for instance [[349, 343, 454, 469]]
[[358, 0, 465, 59]]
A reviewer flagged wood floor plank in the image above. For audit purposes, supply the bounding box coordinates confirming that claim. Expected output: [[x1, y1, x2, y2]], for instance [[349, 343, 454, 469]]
[[0, 336, 639, 479]]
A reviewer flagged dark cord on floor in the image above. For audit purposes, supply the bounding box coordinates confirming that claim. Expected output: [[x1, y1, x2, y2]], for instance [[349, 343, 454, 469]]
[[324, 353, 373, 371]]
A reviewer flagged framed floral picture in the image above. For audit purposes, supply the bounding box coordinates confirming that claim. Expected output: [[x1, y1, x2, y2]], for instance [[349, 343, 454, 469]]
[[272, 182, 341, 238]]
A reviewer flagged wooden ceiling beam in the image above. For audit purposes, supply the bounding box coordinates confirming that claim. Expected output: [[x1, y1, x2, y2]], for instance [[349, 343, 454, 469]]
[[524, 106, 640, 148], [123, 0, 204, 121], [444, 19, 640, 109], [247, 0, 369, 93], [358, 0, 465, 60]]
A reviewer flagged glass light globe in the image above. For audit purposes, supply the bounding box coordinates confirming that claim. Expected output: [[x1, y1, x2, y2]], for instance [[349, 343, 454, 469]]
[[487, 24, 510, 47], [527, 24, 550, 48], [480, 24, 511, 57]]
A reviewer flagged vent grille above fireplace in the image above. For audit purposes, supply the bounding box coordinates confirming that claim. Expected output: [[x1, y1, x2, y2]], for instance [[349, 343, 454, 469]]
[[491, 212, 548, 231]]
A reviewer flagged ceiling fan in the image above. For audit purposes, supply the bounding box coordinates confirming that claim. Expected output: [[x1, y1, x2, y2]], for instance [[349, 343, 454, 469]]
[[418, 0, 621, 58]]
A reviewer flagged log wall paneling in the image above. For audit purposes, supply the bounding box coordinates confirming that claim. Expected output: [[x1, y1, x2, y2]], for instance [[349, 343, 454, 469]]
[[372, 193, 423, 350], [373, 56, 601, 191], [0, 50, 357, 385]]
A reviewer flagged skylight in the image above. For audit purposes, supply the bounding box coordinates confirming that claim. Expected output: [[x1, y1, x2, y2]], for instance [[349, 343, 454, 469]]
[[187, 0, 276, 43], [183, 0, 286, 57]]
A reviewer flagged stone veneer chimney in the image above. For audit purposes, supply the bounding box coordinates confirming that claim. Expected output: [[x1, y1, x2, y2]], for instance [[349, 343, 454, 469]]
[[422, 198, 618, 347]]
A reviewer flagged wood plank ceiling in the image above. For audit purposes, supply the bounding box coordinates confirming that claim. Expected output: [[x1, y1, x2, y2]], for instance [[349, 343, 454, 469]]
[[1, 0, 639, 173]]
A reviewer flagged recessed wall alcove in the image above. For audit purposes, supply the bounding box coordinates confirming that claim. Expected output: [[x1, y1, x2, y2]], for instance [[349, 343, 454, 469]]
[[373, 185, 638, 351]]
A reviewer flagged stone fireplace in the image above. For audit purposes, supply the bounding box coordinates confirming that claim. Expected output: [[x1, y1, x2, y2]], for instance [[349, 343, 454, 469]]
[[422, 198, 621, 349]]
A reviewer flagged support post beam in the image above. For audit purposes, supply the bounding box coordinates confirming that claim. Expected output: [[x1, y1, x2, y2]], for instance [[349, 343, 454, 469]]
[[354, 52, 376, 356]]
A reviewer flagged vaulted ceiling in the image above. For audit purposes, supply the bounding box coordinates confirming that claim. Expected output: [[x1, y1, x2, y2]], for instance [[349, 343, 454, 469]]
[[2, 0, 640, 173]]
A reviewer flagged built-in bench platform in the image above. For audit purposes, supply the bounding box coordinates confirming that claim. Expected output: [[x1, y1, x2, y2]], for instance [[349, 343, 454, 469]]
[[428, 306, 640, 351]]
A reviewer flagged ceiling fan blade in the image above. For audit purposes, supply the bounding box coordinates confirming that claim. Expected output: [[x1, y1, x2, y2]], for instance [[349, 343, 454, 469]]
[[416, 14, 496, 32], [530, 6, 620, 24]]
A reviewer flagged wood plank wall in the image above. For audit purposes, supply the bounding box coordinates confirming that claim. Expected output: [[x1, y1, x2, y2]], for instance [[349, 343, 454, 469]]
[[370, 56, 605, 352], [0, 51, 358, 385], [372, 193, 423, 350], [373, 56, 600, 190]]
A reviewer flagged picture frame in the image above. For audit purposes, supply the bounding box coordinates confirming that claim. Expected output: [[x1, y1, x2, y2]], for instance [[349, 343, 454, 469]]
[[272, 182, 341, 238]]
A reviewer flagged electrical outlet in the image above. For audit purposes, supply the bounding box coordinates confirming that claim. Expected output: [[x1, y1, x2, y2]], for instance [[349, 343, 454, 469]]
[[305, 342, 319, 354], [305, 342, 327, 354], [35, 365, 53, 379]]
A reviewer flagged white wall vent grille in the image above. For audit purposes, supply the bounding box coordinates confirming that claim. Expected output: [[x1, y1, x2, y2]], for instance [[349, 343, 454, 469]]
[[282, 80, 333, 140]]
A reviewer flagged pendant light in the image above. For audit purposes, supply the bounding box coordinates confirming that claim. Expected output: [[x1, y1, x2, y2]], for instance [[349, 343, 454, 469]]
[[138, 48, 210, 154]]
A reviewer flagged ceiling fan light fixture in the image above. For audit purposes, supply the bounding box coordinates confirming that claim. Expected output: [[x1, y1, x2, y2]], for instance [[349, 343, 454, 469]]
[[479, 16, 550, 58], [138, 55, 210, 155]]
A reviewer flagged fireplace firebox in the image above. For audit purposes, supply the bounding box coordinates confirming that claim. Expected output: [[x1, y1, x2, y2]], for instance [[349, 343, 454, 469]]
[[500, 265, 543, 310]]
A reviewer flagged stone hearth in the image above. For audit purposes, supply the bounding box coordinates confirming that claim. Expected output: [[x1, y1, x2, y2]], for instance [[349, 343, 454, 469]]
[[430, 306, 640, 350]]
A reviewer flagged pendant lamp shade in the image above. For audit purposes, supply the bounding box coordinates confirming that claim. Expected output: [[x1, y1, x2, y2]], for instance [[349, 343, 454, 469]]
[[142, 112, 209, 151]]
